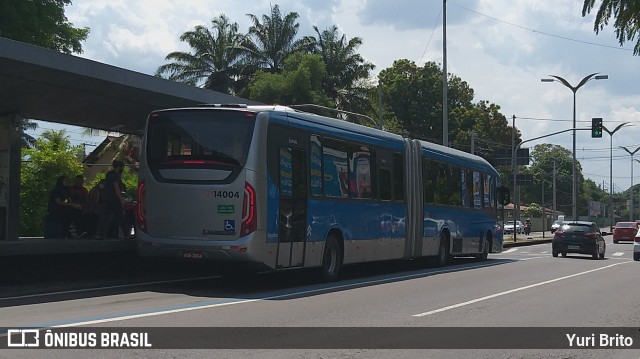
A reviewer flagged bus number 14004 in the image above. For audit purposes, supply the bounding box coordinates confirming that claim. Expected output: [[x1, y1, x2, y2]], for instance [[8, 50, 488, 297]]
[[205, 190, 240, 199]]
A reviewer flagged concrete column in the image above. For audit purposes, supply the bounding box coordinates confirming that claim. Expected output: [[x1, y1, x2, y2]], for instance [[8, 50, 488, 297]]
[[0, 114, 21, 241]]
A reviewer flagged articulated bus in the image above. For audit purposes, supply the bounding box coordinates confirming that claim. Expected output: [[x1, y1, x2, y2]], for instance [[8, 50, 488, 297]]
[[136, 104, 505, 280]]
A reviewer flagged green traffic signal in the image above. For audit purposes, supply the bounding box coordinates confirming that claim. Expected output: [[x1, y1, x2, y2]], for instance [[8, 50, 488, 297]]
[[591, 118, 603, 138]]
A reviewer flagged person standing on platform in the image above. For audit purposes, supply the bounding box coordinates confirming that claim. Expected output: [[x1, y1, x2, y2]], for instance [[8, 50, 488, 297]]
[[47, 176, 81, 238], [69, 174, 89, 238], [97, 160, 126, 239]]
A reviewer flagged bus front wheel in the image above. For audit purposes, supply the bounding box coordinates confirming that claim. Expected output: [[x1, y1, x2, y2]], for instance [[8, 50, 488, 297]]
[[320, 234, 342, 282]]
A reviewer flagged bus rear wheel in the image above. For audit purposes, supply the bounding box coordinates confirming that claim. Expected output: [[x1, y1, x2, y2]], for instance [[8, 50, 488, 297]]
[[475, 238, 489, 261], [435, 235, 449, 267], [320, 234, 342, 282]]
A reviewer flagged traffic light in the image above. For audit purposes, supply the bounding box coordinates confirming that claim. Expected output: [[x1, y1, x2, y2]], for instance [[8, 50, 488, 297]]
[[591, 118, 603, 138]]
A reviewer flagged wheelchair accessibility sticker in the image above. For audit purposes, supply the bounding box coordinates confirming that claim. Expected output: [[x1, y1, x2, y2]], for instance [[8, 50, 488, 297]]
[[224, 220, 235, 232]]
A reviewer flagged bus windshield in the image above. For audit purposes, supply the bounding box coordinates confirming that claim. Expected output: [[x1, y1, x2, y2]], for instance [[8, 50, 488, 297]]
[[146, 109, 256, 168]]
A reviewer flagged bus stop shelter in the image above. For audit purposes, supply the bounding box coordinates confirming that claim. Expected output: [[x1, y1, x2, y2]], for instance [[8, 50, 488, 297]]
[[0, 37, 259, 254]]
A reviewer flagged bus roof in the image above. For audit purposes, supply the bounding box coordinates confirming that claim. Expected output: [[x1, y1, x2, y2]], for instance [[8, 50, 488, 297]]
[[418, 140, 498, 174]]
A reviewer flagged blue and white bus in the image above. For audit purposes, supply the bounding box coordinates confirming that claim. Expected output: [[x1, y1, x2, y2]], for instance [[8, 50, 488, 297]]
[[136, 104, 505, 280]]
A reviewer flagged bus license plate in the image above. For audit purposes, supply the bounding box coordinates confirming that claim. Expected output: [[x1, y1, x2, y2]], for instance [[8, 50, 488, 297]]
[[183, 251, 203, 259]]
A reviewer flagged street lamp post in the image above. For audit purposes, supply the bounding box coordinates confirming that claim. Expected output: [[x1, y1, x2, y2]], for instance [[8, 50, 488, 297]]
[[604, 123, 630, 231], [635, 158, 640, 221], [541, 73, 608, 220], [620, 146, 640, 221]]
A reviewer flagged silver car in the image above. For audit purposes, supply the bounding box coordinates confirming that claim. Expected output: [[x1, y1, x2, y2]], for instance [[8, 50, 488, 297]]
[[504, 220, 524, 234], [551, 220, 563, 233]]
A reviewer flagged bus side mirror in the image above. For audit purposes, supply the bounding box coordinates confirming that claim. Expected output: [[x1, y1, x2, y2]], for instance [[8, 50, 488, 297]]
[[497, 186, 510, 206]]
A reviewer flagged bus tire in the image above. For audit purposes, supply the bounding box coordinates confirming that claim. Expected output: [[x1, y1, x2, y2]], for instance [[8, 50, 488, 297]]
[[435, 234, 449, 267], [320, 234, 342, 282], [475, 238, 489, 261]]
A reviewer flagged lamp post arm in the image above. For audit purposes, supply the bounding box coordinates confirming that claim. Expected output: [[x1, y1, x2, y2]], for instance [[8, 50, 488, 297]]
[[620, 146, 640, 156], [575, 73, 599, 89], [603, 122, 630, 135]]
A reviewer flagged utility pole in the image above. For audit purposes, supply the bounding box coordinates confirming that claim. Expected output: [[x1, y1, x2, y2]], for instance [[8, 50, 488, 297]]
[[442, 0, 448, 147], [511, 115, 517, 243], [470, 131, 475, 155], [553, 162, 557, 220], [542, 175, 545, 238]]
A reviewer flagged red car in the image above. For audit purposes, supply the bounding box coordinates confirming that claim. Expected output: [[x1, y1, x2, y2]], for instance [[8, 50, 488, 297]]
[[612, 221, 639, 243]]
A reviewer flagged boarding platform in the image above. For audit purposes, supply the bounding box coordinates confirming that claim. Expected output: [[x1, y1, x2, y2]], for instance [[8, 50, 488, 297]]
[[0, 237, 136, 256]]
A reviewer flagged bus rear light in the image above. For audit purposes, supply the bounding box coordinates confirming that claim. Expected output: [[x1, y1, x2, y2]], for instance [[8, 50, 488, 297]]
[[137, 180, 147, 233], [241, 182, 256, 236]]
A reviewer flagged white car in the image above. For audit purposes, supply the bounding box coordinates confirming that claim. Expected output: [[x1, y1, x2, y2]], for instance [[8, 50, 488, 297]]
[[634, 227, 640, 261], [551, 220, 563, 233], [504, 220, 524, 234]]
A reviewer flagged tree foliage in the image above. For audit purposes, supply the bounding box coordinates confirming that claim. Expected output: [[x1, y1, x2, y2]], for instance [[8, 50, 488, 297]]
[[0, 0, 89, 54], [522, 203, 543, 218], [582, 0, 640, 55], [249, 53, 330, 106], [244, 4, 313, 72], [155, 15, 246, 94], [308, 25, 375, 115], [520, 144, 580, 215], [377, 60, 515, 165], [20, 130, 84, 236], [19, 119, 38, 148]]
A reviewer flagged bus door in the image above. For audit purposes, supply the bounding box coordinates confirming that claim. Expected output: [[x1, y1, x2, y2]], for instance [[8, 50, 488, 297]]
[[277, 146, 308, 269]]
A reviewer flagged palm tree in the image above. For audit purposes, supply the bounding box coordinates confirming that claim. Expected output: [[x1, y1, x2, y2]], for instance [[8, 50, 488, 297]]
[[39, 129, 72, 151], [308, 25, 375, 122], [19, 118, 37, 148], [155, 14, 246, 94], [244, 4, 314, 73]]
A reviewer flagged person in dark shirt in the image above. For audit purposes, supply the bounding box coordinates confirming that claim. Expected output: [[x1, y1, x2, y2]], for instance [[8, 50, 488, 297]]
[[97, 160, 126, 239], [68, 174, 89, 237], [83, 180, 105, 238], [47, 176, 81, 238]]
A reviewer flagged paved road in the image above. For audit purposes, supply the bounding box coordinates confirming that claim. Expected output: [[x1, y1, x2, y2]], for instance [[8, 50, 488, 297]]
[[0, 235, 638, 359]]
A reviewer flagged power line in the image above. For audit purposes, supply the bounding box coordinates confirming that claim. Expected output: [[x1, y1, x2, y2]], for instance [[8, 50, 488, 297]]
[[451, 2, 634, 53], [417, 5, 443, 66]]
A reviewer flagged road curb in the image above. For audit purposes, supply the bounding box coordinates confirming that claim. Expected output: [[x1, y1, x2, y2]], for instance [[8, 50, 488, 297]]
[[503, 239, 552, 248]]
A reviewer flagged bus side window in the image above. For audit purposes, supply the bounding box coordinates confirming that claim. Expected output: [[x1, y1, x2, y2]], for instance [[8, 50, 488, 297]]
[[392, 153, 404, 201], [309, 136, 323, 197], [422, 158, 435, 204], [349, 144, 373, 199], [447, 164, 461, 206], [322, 139, 349, 198], [378, 168, 392, 201]]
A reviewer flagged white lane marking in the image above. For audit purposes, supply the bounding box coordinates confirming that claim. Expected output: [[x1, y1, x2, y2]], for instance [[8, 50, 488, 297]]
[[612, 252, 625, 256], [0, 276, 222, 301], [501, 248, 518, 254], [413, 261, 631, 318], [51, 262, 502, 327], [541, 251, 548, 254], [517, 256, 544, 261]]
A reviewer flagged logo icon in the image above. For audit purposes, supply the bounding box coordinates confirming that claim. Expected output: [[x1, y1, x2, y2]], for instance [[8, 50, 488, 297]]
[[7, 329, 40, 347]]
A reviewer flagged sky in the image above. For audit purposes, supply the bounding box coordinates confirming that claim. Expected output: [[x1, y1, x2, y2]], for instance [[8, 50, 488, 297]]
[[30, 0, 640, 195]]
